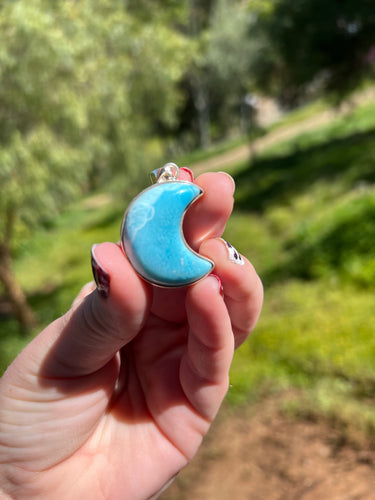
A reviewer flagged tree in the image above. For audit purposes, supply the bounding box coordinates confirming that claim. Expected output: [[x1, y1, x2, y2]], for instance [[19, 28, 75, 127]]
[[251, 0, 375, 106], [205, 0, 258, 138], [0, 1, 91, 330], [0, 0, 188, 330], [176, 0, 257, 149]]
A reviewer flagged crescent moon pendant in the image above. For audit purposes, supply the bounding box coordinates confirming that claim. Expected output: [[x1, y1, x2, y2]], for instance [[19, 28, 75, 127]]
[[121, 181, 214, 287]]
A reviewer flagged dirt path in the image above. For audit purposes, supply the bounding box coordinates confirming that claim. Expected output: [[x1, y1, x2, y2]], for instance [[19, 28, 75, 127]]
[[190, 87, 375, 176], [162, 395, 375, 500], [190, 110, 334, 176]]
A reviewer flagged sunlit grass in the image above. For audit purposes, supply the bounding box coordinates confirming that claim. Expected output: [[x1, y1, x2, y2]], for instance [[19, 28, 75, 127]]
[[218, 98, 375, 437], [177, 134, 248, 166], [267, 98, 328, 132], [227, 278, 375, 441]]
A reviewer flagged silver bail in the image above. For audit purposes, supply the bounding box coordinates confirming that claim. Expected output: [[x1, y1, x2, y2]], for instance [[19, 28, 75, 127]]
[[150, 163, 179, 184]]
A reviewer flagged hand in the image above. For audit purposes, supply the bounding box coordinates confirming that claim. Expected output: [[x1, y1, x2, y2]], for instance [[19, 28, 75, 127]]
[[0, 172, 263, 500]]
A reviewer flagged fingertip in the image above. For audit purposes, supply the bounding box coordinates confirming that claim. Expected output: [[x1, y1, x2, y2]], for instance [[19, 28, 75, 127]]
[[202, 274, 224, 298], [190, 273, 223, 301], [91, 241, 124, 269], [195, 171, 235, 198], [207, 274, 224, 298], [200, 237, 263, 297], [217, 172, 236, 194], [90, 242, 152, 312], [183, 172, 235, 249]]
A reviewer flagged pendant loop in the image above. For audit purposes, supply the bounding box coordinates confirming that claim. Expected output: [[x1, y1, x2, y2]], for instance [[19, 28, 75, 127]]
[[150, 163, 179, 184]]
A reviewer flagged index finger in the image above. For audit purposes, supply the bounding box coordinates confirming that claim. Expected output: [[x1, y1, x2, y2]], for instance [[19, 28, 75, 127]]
[[151, 171, 235, 323], [183, 171, 235, 251]]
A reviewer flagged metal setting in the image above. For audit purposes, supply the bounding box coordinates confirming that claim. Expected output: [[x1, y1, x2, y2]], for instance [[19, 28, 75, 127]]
[[150, 163, 179, 184], [121, 163, 214, 288]]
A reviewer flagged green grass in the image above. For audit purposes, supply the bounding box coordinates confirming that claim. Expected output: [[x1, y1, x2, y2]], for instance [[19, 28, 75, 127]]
[[2, 96, 375, 442], [267, 97, 328, 132], [0, 195, 125, 373], [177, 134, 248, 166], [219, 97, 375, 440], [229, 280, 375, 394], [232, 99, 375, 284], [177, 95, 331, 167]]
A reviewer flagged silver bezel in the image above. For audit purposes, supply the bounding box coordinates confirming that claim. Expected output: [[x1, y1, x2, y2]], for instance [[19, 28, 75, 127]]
[[120, 180, 214, 288]]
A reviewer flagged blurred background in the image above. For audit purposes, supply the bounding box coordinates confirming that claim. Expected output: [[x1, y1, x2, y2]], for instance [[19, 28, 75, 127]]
[[1, 1, 375, 498]]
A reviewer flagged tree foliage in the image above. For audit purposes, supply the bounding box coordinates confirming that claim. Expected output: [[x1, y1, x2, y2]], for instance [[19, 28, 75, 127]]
[[2, 0, 374, 329], [175, 0, 256, 149], [251, 0, 375, 105], [0, 0, 189, 329]]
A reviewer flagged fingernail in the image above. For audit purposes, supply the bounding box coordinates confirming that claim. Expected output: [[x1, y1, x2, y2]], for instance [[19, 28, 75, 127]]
[[180, 167, 195, 182], [219, 239, 245, 266], [210, 274, 224, 297], [91, 244, 110, 298], [218, 172, 236, 194]]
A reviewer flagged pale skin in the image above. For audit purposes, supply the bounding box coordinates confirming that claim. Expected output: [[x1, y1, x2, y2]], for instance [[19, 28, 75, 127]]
[[0, 172, 263, 500]]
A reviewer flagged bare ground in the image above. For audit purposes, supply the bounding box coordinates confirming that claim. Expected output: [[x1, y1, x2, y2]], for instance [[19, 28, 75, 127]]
[[189, 110, 339, 176], [161, 394, 375, 500]]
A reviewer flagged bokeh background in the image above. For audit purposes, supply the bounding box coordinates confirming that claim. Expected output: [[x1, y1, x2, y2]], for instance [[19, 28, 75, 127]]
[[1, 1, 375, 498]]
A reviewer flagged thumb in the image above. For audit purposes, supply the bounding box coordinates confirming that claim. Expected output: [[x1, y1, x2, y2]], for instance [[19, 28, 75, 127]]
[[39, 242, 152, 378]]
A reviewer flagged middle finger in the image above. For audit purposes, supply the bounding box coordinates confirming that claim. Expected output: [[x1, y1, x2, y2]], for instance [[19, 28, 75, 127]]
[[151, 171, 235, 322]]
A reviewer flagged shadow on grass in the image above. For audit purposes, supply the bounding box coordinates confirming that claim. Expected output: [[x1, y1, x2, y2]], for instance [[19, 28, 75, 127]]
[[82, 206, 123, 232], [234, 128, 375, 212], [285, 199, 375, 280], [233, 127, 375, 287]]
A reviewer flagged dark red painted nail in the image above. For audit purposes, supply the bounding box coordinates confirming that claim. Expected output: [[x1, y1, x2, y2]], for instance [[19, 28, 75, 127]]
[[180, 167, 195, 182], [91, 245, 110, 299], [210, 273, 224, 298]]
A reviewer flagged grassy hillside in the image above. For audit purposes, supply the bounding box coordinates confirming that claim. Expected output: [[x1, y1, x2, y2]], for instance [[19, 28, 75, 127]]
[[224, 99, 375, 441], [1, 98, 375, 442]]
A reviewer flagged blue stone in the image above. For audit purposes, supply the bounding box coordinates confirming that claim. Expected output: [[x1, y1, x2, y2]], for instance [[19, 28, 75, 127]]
[[121, 181, 214, 287]]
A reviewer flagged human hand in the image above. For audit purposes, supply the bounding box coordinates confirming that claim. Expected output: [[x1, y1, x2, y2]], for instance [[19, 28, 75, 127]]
[[0, 171, 263, 500]]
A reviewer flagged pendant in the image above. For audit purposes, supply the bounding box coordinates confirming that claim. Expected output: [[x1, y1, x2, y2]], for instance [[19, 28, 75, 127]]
[[121, 163, 214, 287]]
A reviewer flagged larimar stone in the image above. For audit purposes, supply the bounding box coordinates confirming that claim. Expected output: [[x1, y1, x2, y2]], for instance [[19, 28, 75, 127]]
[[121, 181, 214, 287]]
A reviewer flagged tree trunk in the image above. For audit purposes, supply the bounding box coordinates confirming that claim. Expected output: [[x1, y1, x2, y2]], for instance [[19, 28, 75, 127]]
[[188, 0, 212, 150], [0, 244, 36, 334], [191, 75, 211, 149]]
